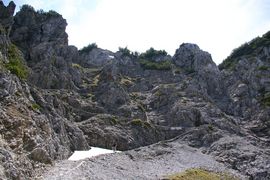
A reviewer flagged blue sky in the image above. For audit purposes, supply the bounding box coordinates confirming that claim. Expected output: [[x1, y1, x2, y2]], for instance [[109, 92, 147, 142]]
[[3, 0, 270, 64]]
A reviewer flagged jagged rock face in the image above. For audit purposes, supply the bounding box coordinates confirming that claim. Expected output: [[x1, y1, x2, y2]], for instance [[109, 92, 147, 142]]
[[10, 6, 68, 52], [0, 1, 269, 179], [0, 1, 15, 37], [173, 43, 224, 100], [0, 1, 15, 61], [10, 5, 81, 89], [173, 43, 216, 72], [219, 35, 270, 143]]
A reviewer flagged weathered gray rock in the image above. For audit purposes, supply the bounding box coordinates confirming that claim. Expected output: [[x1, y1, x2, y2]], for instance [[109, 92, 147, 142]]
[[173, 43, 217, 72], [78, 47, 115, 67], [10, 5, 81, 89]]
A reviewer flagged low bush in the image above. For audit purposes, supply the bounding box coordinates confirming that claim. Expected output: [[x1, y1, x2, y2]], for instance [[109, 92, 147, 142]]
[[139, 59, 171, 70], [130, 119, 151, 128], [5, 44, 28, 79], [140, 47, 167, 60], [79, 43, 98, 53]]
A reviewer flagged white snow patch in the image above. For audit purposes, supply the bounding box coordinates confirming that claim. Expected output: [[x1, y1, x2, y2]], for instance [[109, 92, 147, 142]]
[[68, 147, 121, 161], [108, 55, 115, 59]]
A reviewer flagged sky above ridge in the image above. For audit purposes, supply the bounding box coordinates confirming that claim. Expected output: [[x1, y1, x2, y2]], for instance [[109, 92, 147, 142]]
[[3, 0, 270, 64]]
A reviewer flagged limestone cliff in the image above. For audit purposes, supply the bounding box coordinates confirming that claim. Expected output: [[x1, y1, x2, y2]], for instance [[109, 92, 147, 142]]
[[0, 1, 269, 180]]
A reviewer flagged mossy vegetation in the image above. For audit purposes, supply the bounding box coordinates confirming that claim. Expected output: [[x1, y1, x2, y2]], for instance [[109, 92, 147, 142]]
[[85, 93, 95, 100], [120, 76, 134, 87], [31, 103, 41, 110], [257, 65, 269, 71], [164, 168, 239, 180], [110, 116, 119, 125], [72, 63, 83, 70], [219, 30, 270, 70], [130, 119, 151, 128], [262, 92, 270, 107], [139, 59, 171, 70], [92, 74, 100, 87], [5, 44, 28, 79]]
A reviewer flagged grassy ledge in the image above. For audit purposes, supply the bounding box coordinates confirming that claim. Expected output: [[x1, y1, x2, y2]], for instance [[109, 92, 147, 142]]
[[5, 44, 28, 79], [163, 168, 239, 180]]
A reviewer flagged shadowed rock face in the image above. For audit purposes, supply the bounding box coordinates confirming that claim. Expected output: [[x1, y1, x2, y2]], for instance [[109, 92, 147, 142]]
[[0, 1, 15, 36], [0, 2, 270, 180], [10, 5, 80, 89]]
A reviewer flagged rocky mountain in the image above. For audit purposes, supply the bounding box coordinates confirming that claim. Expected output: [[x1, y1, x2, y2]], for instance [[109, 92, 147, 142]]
[[0, 1, 269, 180]]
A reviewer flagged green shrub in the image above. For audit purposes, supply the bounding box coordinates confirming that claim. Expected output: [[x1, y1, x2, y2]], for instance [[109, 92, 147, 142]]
[[165, 168, 239, 180], [119, 47, 131, 56], [139, 59, 171, 70], [37, 9, 61, 17], [79, 43, 98, 53], [117, 47, 140, 58], [5, 44, 28, 79], [46, 10, 60, 16], [140, 47, 167, 60], [20, 4, 35, 12]]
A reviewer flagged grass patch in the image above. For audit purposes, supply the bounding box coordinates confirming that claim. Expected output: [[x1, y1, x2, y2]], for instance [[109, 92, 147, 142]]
[[31, 103, 41, 111], [72, 63, 83, 70], [91, 74, 101, 87], [110, 116, 119, 125], [139, 59, 171, 70], [164, 168, 239, 180], [130, 119, 151, 128], [5, 44, 28, 79]]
